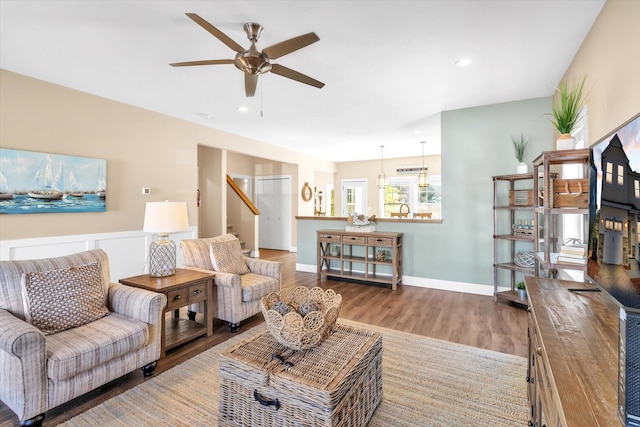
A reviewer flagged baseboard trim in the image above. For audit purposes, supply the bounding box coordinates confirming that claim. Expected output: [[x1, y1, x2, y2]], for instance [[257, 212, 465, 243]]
[[296, 263, 495, 296]]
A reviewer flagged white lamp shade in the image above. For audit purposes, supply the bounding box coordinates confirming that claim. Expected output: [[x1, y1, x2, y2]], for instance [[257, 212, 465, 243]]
[[143, 201, 189, 234]]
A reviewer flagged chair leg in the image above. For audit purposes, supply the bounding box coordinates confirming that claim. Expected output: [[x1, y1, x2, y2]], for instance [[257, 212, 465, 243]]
[[141, 361, 157, 377], [229, 322, 240, 333], [20, 414, 45, 427]]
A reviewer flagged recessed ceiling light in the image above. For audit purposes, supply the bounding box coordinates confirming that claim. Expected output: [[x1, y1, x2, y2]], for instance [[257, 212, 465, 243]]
[[238, 106, 248, 113], [198, 113, 213, 120], [414, 130, 422, 134], [455, 58, 472, 67]]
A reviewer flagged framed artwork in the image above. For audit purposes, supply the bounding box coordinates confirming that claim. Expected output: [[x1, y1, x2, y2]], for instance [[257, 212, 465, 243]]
[[0, 148, 106, 214]]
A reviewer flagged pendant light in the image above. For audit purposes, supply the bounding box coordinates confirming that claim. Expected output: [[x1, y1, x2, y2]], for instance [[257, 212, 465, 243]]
[[418, 141, 429, 188], [376, 145, 386, 188]]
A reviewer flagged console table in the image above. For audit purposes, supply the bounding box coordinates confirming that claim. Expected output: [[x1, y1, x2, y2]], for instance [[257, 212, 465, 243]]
[[525, 276, 618, 426], [317, 229, 402, 290]]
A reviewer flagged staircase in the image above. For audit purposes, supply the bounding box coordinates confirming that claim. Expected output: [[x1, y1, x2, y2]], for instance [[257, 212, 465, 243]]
[[228, 225, 252, 258]]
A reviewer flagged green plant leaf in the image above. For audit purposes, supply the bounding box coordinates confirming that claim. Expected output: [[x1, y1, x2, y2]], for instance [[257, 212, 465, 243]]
[[511, 133, 528, 163], [548, 76, 587, 134]]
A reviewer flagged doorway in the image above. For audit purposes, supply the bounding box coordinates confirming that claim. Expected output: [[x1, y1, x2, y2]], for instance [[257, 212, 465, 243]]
[[341, 179, 367, 216], [256, 175, 291, 251]]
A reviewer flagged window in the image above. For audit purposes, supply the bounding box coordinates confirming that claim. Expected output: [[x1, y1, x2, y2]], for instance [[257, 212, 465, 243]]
[[618, 164, 624, 186], [605, 162, 613, 184], [325, 184, 334, 216], [615, 219, 623, 232], [381, 175, 441, 219], [419, 175, 442, 218], [382, 177, 414, 217], [635, 179, 639, 199], [605, 218, 623, 232]]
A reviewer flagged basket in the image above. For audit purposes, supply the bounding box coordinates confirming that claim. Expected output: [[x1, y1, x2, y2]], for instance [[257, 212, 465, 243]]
[[260, 286, 342, 351]]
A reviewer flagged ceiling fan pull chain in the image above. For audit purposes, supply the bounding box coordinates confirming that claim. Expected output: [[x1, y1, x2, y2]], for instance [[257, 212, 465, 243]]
[[260, 75, 264, 118]]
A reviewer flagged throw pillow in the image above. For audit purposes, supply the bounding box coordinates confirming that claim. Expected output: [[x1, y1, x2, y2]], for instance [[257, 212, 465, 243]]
[[209, 239, 250, 275], [21, 262, 110, 335]]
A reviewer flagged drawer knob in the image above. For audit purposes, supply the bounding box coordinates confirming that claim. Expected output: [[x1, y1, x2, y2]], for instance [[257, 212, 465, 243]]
[[173, 295, 182, 301], [193, 289, 201, 295], [536, 347, 543, 356]]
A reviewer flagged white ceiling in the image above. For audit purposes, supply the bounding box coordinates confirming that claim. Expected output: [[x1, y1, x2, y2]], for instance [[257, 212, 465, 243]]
[[0, 0, 605, 162]]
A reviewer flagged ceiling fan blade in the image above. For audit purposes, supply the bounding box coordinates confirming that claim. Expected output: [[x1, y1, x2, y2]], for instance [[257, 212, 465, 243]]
[[245, 74, 258, 97], [270, 64, 325, 89], [262, 32, 320, 59], [170, 59, 234, 67], [185, 13, 245, 53]]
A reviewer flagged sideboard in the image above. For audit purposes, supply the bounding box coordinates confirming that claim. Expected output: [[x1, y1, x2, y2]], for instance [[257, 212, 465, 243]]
[[316, 229, 403, 290], [525, 276, 619, 427]]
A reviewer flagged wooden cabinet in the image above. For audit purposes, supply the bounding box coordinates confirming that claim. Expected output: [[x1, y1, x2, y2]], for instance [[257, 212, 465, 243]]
[[493, 173, 534, 306], [525, 276, 618, 427], [533, 149, 593, 279], [317, 229, 403, 290]]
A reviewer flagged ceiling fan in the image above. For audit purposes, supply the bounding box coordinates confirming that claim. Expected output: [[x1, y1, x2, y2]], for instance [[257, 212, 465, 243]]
[[170, 13, 325, 97]]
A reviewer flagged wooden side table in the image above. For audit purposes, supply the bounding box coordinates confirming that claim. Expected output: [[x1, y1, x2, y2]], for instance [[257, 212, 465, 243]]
[[119, 268, 214, 357]]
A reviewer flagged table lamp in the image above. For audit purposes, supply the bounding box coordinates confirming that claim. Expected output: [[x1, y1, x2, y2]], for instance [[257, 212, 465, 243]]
[[143, 201, 189, 277]]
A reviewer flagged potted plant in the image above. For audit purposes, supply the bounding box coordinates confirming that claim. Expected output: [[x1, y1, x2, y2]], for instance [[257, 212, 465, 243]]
[[549, 76, 587, 150], [515, 281, 527, 299], [512, 133, 528, 174]]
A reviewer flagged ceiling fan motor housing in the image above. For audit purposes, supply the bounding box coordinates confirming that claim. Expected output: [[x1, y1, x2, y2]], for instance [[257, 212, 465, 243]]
[[234, 48, 272, 75]]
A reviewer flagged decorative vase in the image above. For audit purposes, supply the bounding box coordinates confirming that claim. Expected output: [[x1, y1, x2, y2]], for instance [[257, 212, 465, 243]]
[[556, 133, 575, 150], [517, 289, 527, 300], [516, 162, 528, 174]]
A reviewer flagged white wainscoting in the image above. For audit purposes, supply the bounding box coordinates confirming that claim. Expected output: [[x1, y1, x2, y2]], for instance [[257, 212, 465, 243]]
[[0, 227, 198, 282]]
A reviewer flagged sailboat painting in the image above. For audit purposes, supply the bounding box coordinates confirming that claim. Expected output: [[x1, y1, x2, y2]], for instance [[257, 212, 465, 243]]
[[0, 148, 107, 214]]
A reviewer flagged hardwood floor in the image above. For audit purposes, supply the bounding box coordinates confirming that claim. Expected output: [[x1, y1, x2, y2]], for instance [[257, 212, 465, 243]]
[[0, 249, 527, 426]]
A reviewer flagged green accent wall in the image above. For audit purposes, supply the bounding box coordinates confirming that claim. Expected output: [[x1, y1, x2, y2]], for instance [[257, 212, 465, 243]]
[[297, 97, 554, 287]]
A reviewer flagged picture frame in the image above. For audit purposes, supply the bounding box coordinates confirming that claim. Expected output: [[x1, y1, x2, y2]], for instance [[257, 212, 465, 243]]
[[0, 148, 107, 214]]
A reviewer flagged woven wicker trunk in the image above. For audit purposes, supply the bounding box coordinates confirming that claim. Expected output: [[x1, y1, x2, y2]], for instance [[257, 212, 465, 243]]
[[219, 323, 383, 427]]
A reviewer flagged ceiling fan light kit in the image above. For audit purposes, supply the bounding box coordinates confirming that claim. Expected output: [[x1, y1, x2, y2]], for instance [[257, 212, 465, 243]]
[[170, 13, 324, 97]]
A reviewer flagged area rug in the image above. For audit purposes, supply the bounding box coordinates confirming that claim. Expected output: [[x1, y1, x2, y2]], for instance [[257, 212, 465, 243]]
[[61, 319, 528, 427]]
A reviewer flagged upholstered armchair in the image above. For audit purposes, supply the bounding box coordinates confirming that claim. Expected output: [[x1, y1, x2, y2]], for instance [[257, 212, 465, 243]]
[[180, 234, 282, 332], [0, 249, 166, 427]]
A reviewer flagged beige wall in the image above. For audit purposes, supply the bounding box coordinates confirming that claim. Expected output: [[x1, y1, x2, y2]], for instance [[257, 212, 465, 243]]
[[562, 0, 640, 144], [0, 70, 334, 242]]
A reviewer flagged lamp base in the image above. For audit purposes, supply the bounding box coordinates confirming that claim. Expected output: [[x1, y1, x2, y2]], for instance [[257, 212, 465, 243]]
[[149, 236, 176, 277]]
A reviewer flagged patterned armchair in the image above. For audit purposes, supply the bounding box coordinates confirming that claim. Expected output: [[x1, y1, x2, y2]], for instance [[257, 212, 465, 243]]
[[180, 234, 282, 332], [0, 249, 165, 426]]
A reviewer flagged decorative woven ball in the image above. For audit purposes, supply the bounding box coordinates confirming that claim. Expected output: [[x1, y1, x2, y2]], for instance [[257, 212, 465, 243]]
[[271, 301, 292, 316], [260, 286, 342, 351], [298, 300, 320, 317]]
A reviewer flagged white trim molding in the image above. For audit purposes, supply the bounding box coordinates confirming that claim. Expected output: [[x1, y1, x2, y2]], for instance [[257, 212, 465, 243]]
[[1, 227, 198, 282], [296, 263, 495, 296]]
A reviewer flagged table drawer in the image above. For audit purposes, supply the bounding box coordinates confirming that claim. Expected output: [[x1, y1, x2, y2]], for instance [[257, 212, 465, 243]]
[[342, 235, 366, 244], [188, 283, 206, 303], [166, 288, 188, 311], [367, 236, 393, 246], [319, 233, 341, 242]]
